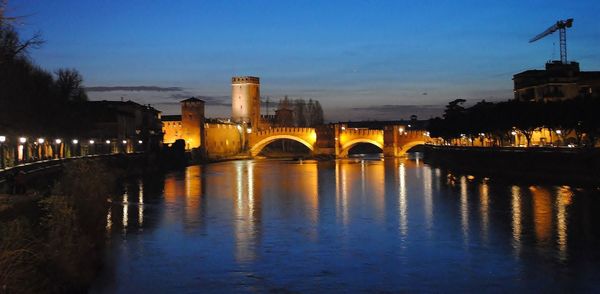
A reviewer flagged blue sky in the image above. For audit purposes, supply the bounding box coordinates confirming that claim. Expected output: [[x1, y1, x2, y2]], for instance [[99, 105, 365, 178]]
[[11, 0, 600, 120]]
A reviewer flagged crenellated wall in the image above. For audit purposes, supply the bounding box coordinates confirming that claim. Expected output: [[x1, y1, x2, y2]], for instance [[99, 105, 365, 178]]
[[204, 123, 244, 159]]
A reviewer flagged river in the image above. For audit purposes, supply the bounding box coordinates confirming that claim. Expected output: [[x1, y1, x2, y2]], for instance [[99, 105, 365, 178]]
[[91, 156, 600, 293]]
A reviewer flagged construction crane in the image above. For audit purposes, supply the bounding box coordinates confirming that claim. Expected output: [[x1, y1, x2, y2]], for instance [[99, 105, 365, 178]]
[[529, 18, 574, 64]]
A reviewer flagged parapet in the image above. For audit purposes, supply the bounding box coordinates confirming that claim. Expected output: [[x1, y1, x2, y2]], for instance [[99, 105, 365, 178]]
[[232, 76, 260, 84]]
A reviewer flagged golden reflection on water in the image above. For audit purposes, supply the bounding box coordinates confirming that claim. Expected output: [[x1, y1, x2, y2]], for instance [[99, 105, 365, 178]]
[[530, 186, 553, 245], [511, 185, 522, 255], [460, 176, 469, 244], [423, 165, 433, 232], [138, 180, 144, 228], [335, 161, 349, 226], [232, 161, 260, 263], [367, 161, 386, 222], [556, 186, 573, 261], [479, 181, 489, 243], [122, 187, 128, 235], [398, 162, 408, 236], [105, 158, 582, 267]]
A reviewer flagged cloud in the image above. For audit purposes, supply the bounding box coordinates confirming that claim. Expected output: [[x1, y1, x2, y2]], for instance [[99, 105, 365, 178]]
[[86, 86, 183, 92]]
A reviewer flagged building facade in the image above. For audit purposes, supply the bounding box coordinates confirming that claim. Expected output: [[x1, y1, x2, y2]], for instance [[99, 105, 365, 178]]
[[513, 61, 600, 101]]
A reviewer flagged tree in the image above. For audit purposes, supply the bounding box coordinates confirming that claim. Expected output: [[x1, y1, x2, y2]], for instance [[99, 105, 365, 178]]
[[55, 68, 88, 102], [0, 1, 44, 64], [312, 100, 324, 126], [293, 99, 307, 127]]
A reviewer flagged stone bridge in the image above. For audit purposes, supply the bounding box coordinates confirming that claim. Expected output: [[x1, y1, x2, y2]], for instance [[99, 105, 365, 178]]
[[247, 124, 431, 157], [249, 128, 317, 156]]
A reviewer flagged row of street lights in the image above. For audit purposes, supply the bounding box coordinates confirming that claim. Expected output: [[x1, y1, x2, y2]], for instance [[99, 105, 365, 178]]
[[0, 136, 144, 170]]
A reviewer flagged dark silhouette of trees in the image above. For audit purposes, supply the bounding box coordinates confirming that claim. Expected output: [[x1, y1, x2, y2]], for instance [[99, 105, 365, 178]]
[[0, 2, 90, 137], [55, 68, 88, 102], [276, 97, 324, 127], [0, 2, 44, 64], [428, 97, 600, 147]]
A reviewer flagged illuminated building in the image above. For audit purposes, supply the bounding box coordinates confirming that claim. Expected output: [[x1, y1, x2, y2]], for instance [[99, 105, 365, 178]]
[[231, 76, 261, 130], [161, 97, 205, 150]]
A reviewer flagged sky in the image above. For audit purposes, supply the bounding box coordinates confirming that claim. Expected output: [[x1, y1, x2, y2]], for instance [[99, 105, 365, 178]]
[[9, 0, 600, 121]]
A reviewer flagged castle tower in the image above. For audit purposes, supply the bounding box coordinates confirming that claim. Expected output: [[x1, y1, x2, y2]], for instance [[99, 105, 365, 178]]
[[231, 76, 260, 130], [181, 97, 205, 149]]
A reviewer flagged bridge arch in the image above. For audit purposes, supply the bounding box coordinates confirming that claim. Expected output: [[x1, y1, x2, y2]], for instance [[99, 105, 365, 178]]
[[249, 135, 315, 156], [397, 140, 427, 156], [340, 138, 384, 157]]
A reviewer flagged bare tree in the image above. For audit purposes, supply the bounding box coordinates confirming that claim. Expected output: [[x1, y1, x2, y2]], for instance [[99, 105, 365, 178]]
[[0, 0, 44, 63], [55, 68, 88, 102]]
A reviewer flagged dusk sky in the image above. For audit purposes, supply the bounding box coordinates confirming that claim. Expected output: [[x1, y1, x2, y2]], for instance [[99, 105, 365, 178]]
[[11, 0, 600, 121]]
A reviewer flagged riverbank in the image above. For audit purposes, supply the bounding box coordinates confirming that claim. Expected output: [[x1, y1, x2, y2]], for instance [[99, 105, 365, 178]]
[[423, 145, 600, 186], [0, 159, 145, 293]]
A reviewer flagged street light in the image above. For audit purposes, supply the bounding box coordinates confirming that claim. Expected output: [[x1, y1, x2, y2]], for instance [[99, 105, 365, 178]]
[[556, 130, 562, 135], [37, 138, 45, 144], [122, 140, 127, 145], [105, 140, 111, 144], [89, 140, 95, 144], [55, 139, 62, 144], [138, 140, 143, 144], [72, 139, 78, 144], [0, 136, 5, 169], [19, 137, 27, 144]]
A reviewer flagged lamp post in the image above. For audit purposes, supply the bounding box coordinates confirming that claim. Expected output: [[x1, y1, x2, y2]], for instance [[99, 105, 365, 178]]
[[89, 140, 95, 156], [37, 138, 45, 160], [18, 137, 27, 163], [55, 139, 62, 159], [0, 135, 5, 169], [71, 139, 79, 157]]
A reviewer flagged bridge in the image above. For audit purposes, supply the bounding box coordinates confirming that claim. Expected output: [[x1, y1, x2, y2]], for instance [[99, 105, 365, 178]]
[[246, 124, 431, 157]]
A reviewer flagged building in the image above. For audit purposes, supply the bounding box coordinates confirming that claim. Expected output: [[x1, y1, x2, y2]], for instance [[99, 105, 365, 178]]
[[162, 114, 182, 144], [87, 100, 163, 151], [231, 76, 261, 130], [181, 98, 205, 149], [162, 98, 205, 150], [513, 61, 600, 101]]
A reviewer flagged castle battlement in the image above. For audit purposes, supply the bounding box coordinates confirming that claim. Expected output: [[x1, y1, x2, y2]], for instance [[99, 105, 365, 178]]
[[232, 76, 260, 84], [255, 127, 315, 136]]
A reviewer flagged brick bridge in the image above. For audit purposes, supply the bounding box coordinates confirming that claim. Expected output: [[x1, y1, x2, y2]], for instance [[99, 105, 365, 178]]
[[247, 124, 431, 157]]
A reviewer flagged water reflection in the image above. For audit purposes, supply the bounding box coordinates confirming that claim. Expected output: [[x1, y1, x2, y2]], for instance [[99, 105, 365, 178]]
[[138, 180, 144, 228], [423, 165, 433, 232], [479, 181, 489, 243], [232, 161, 261, 263], [531, 186, 553, 246], [556, 186, 573, 261], [460, 176, 469, 244], [511, 185, 522, 255], [398, 162, 408, 236], [96, 158, 600, 293]]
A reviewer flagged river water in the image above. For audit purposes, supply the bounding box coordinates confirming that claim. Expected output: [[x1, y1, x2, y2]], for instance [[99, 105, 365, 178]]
[[92, 156, 600, 293]]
